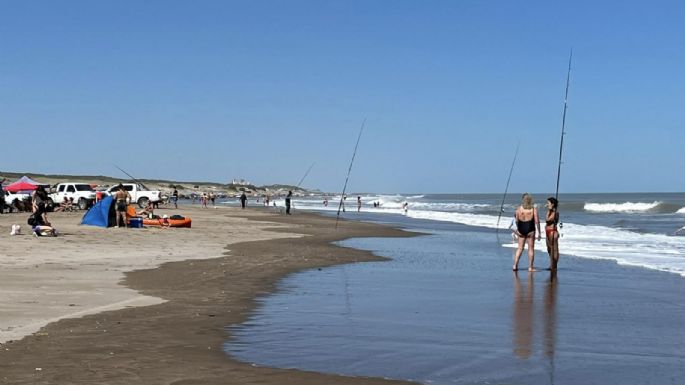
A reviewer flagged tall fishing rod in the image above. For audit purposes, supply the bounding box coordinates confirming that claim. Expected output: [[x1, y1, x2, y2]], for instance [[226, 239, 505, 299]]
[[555, 50, 572, 201], [335, 118, 366, 229], [113, 164, 150, 191], [296, 162, 316, 188], [496, 142, 520, 235]]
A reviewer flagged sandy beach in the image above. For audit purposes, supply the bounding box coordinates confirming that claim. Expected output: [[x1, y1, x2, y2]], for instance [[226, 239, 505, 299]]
[[0, 205, 417, 385]]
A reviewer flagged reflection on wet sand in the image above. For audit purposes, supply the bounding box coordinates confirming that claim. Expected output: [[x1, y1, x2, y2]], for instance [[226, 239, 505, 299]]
[[512, 271, 558, 361], [513, 271, 534, 358], [544, 271, 558, 359]]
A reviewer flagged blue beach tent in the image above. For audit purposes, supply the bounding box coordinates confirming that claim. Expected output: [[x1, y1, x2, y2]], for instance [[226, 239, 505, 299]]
[[81, 196, 116, 227]]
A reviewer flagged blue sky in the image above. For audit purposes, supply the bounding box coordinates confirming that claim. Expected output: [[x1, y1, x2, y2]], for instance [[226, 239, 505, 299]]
[[1, 0, 683, 193]]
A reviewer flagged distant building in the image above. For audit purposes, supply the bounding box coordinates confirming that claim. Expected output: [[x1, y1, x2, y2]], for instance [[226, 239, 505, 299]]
[[231, 178, 252, 186]]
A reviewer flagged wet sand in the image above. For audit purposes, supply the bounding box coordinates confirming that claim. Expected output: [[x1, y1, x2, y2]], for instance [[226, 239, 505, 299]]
[[0, 205, 418, 385]]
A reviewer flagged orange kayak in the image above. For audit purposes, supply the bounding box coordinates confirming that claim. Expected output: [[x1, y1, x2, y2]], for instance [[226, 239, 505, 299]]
[[143, 217, 192, 228]]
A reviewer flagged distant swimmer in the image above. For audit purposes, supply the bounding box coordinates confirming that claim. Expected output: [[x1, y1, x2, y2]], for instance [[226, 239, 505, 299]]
[[545, 197, 560, 271], [512, 193, 541, 272], [402, 202, 408, 215], [323, 198, 328, 207]]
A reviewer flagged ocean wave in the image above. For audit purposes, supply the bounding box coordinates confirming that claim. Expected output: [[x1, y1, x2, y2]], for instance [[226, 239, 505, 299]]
[[584, 201, 662, 213], [288, 199, 685, 277], [405, 210, 685, 277], [677, 207, 685, 214]]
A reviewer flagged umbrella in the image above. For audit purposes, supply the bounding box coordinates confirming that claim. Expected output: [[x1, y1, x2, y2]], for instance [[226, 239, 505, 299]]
[[3, 181, 38, 193]]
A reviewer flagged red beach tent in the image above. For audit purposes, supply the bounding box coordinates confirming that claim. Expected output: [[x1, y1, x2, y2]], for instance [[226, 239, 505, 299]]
[[3, 181, 39, 193]]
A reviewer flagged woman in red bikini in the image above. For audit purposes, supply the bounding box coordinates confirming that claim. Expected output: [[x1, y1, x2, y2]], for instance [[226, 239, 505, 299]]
[[545, 197, 560, 270]]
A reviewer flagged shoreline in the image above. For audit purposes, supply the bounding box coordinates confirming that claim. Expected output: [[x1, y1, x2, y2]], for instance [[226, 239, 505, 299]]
[[0, 206, 420, 384]]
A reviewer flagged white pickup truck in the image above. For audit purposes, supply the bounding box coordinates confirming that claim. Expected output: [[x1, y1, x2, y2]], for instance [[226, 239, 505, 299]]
[[106, 183, 162, 208], [48, 183, 97, 210]]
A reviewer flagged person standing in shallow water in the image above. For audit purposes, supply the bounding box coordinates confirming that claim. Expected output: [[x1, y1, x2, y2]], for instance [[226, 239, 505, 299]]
[[545, 197, 560, 270], [240, 192, 247, 209], [357, 196, 362, 212], [285, 191, 292, 215], [513, 193, 541, 272]]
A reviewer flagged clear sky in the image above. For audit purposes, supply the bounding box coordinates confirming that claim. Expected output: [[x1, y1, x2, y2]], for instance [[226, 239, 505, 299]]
[[1, 0, 683, 193]]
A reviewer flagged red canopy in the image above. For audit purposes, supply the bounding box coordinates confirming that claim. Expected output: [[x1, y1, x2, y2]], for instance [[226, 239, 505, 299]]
[[3, 181, 38, 193]]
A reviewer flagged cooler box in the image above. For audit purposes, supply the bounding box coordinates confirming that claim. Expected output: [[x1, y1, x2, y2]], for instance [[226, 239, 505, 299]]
[[129, 217, 144, 228]]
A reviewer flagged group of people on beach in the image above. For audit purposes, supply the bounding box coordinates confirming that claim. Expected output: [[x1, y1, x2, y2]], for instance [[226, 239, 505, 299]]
[[511, 193, 560, 272]]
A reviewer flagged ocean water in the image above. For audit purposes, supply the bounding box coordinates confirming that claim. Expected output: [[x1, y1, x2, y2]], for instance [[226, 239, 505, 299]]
[[255, 192, 685, 277], [224, 193, 685, 384]]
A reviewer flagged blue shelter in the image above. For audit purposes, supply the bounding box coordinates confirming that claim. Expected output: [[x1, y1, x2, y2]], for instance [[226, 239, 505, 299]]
[[81, 196, 116, 227]]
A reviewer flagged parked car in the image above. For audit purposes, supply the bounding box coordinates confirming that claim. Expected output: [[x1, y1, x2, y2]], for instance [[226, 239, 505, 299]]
[[48, 183, 97, 210], [106, 183, 162, 208]]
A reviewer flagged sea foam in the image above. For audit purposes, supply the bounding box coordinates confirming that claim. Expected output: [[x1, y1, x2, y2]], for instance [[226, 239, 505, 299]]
[[584, 201, 661, 213]]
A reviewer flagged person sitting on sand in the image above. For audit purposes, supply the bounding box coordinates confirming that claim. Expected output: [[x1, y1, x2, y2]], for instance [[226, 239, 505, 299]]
[[33, 225, 57, 237], [137, 200, 154, 218], [54, 197, 71, 212], [512, 193, 541, 272]]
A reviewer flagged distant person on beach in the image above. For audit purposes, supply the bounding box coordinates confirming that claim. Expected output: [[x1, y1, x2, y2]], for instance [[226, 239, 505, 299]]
[[357, 196, 362, 212], [240, 192, 247, 209], [285, 191, 292, 215], [114, 184, 130, 228], [513, 193, 541, 271], [202, 193, 208, 208], [265, 195, 270, 206], [209, 192, 216, 206], [32, 186, 50, 226], [0, 178, 7, 214], [95, 190, 103, 204], [323, 197, 328, 207], [545, 197, 560, 270], [172, 188, 179, 209], [402, 202, 408, 215], [151, 191, 161, 209]]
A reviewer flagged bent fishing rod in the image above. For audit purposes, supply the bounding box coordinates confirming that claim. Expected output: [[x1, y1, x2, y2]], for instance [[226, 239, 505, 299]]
[[296, 162, 316, 188], [555, 50, 572, 201], [113, 164, 150, 191], [336, 118, 366, 229], [496, 142, 520, 238]]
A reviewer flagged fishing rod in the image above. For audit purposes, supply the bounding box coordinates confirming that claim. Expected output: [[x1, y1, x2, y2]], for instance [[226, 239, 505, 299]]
[[113, 164, 150, 191], [335, 118, 366, 229], [496, 142, 520, 236], [555, 50, 572, 201], [296, 162, 316, 188]]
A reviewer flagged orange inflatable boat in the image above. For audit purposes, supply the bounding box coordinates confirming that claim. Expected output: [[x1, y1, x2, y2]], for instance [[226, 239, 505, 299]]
[[143, 215, 192, 228]]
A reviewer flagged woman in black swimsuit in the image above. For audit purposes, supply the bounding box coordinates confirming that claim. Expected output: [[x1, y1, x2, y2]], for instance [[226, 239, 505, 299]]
[[513, 193, 541, 271]]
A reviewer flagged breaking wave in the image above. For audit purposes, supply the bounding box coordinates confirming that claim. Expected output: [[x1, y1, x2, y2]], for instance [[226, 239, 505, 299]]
[[584, 201, 661, 213]]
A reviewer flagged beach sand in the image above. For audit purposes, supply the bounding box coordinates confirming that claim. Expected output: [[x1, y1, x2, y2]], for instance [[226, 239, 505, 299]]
[[0, 205, 417, 384]]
